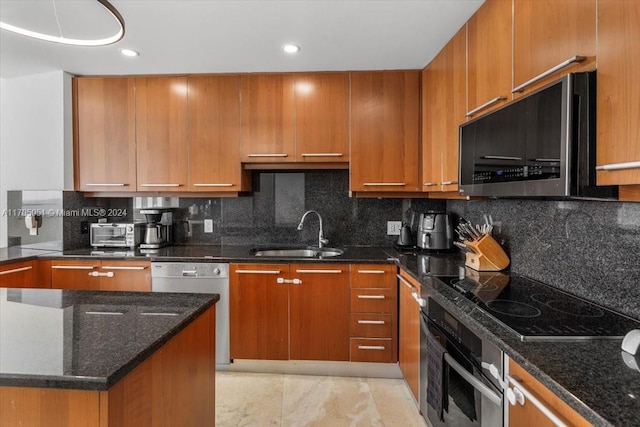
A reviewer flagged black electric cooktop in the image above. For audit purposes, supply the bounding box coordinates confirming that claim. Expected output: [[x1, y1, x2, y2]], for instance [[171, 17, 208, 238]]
[[434, 273, 640, 341]]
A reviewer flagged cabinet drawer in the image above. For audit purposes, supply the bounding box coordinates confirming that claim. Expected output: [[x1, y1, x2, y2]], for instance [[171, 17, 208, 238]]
[[350, 288, 395, 313], [350, 313, 393, 338], [351, 264, 396, 288], [350, 338, 394, 363]]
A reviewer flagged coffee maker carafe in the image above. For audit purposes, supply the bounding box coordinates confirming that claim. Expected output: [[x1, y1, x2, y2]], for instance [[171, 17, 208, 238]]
[[139, 208, 172, 250], [417, 212, 453, 251]]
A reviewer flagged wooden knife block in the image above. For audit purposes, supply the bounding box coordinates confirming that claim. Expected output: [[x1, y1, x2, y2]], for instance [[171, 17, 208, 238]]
[[464, 234, 510, 271]]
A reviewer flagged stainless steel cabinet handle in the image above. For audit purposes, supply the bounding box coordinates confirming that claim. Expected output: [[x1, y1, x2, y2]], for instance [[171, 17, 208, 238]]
[[295, 269, 343, 274], [88, 271, 115, 278], [444, 353, 502, 406], [357, 295, 385, 299], [0, 266, 32, 275], [412, 292, 426, 307], [300, 153, 343, 157], [246, 153, 288, 158], [441, 181, 458, 185], [357, 320, 385, 325], [465, 95, 507, 117], [85, 183, 127, 187], [193, 183, 234, 187], [482, 155, 523, 161], [533, 158, 560, 162], [358, 345, 386, 350], [235, 270, 281, 274], [423, 182, 437, 187], [140, 183, 181, 187], [512, 55, 586, 93], [276, 277, 302, 285], [362, 182, 406, 186], [101, 266, 147, 271], [357, 270, 386, 274], [181, 270, 198, 277], [596, 160, 640, 171], [85, 311, 124, 315], [52, 265, 96, 270], [506, 374, 568, 427], [140, 312, 180, 316], [397, 274, 416, 290]]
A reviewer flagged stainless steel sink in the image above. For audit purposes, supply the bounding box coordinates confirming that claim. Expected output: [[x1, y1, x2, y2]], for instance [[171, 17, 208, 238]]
[[252, 247, 344, 258]]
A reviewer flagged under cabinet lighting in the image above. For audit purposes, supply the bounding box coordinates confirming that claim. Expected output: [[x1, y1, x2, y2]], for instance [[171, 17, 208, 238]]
[[120, 49, 139, 57], [282, 44, 300, 54]]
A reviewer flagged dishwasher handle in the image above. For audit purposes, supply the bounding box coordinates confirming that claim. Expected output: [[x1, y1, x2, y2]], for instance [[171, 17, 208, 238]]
[[182, 270, 198, 277]]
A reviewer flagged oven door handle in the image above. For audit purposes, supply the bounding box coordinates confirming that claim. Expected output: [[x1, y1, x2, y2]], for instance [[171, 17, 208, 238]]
[[444, 353, 502, 406]]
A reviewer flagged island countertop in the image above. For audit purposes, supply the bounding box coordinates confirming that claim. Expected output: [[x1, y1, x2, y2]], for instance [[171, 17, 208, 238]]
[[0, 288, 219, 390]]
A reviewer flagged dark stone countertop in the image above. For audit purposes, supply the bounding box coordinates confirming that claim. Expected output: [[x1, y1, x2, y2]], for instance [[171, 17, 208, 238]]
[[0, 288, 218, 391], [393, 250, 640, 427], [0, 247, 61, 266]]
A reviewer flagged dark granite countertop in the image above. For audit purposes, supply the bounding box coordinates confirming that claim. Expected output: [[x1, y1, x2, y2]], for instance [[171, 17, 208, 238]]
[[393, 250, 640, 427], [0, 247, 61, 266], [0, 288, 218, 391]]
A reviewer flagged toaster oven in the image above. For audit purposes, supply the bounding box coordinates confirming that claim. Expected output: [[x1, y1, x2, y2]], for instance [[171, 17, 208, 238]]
[[90, 223, 144, 248]]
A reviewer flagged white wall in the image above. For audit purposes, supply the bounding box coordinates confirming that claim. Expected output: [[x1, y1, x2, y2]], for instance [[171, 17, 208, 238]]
[[0, 71, 73, 247]]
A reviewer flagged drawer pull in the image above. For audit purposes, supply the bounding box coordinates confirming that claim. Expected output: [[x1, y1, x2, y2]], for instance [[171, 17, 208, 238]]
[[441, 181, 458, 185], [423, 182, 437, 187], [193, 183, 234, 187], [85, 183, 127, 187], [247, 153, 288, 158], [358, 345, 386, 351], [362, 182, 406, 187], [397, 274, 416, 290], [52, 265, 96, 270], [357, 269, 386, 274], [506, 374, 566, 426], [139, 183, 181, 187], [101, 266, 147, 271], [357, 295, 385, 300], [596, 160, 640, 171], [301, 153, 343, 157], [465, 95, 508, 117], [235, 270, 281, 274], [0, 266, 32, 275], [512, 55, 586, 93], [85, 311, 124, 316], [295, 269, 343, 274], [357, 320, 385, 325]]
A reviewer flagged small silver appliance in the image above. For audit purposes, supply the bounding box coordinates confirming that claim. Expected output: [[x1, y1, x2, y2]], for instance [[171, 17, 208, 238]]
[[90, 223, 144, 248]]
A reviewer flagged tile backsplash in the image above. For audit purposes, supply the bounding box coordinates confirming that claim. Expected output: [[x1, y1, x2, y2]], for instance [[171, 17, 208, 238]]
[[447, 198, 640, 320]]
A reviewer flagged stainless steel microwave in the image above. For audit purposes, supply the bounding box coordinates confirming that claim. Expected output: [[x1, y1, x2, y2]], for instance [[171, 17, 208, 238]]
[[458, 71, 617, 199], [90, 223, 144, 248]]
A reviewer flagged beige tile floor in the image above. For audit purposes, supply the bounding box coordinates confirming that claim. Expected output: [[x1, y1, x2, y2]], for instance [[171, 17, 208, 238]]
[[216, 371, 428, 427]]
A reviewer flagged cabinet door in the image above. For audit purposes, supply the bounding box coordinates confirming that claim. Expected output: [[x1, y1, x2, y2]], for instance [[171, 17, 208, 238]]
[[187, 75, 249, 192], [508, 359, 591, 426], [398, 272, 421, 403], [289, 264, 350, 361], [467, 0, 512, 117], [229, 264, 289, 360], [513, 0, 596, 94], [50, 260, 101, 290], [240, 74, 295, 162], [0, 261, 34, 288], [294, 73, 349, 162], [422, 26, 466, 193], [75, 77, 136, 192], [135, 76, 188, 191], [99, 261, 151, 292], [351, 71, 420, 192], [596, 0, 640, 186]]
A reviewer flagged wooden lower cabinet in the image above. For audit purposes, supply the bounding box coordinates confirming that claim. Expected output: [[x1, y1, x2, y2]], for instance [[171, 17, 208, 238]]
[[398, 271, 421, 402], [50, 260, 151, 292], [349, 264, 398, 363], [508, 358, 590, 427], [0, 306, 215, 427], [0, 261, 38, 288]]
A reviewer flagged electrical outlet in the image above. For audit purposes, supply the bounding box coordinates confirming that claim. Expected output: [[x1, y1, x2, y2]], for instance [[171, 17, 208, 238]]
[[204, 219, 213, 233], [387, 221, 402, 236]]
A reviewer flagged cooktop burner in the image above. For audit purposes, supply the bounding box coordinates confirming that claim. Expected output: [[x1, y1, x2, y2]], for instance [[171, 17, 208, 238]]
[[434, 274, 640, 341]]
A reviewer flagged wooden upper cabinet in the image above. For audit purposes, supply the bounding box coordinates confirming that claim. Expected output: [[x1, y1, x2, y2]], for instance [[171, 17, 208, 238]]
[[294, 73, 349, 162], [187, 75, 249, 192], [467, 0, 512, 117], [422, 26, 466, 193], [350, 71, 420, 192], [74, 77, 136, 192], [135, 76, 188, 191], [596, 0, 640, 187], [513, 0, 596, 95], [240, 74, 295, 162]]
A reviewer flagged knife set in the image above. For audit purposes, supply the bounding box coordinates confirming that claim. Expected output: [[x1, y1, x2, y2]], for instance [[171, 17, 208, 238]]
[[455, 218, 510, 271]]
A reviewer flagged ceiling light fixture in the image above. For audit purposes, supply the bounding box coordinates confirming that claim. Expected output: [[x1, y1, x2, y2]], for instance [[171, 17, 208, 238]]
[[120, 49, 139, 57], [0, 0, 125, 47], [282, 44, 300, 54]]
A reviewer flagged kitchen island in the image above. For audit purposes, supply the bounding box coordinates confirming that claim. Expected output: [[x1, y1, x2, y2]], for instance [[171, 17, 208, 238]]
[[0, 288, 218, 426]]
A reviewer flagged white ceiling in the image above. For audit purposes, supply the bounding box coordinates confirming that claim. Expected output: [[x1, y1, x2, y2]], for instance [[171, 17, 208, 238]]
[[0, 0, 484, 79]]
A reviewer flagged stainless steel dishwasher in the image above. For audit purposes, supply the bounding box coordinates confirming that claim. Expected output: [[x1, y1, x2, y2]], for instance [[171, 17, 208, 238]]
[[151, 262, 229, 370]]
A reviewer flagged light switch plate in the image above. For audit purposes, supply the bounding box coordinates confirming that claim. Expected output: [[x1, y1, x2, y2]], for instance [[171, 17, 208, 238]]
[[387, 221, 402, 236], [204, 219, 213, 233]]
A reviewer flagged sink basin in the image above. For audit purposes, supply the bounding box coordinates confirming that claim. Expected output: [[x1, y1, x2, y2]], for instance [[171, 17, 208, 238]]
[[252, 247, 344, 258]]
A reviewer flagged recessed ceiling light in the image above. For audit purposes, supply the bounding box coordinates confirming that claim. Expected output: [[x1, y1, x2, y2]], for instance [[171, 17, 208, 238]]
[[120, 49, 139, 57], [282, 44, 300, 54]]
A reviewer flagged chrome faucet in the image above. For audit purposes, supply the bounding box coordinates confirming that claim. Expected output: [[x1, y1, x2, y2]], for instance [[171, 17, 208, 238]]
[[297, 210, 328, 248]]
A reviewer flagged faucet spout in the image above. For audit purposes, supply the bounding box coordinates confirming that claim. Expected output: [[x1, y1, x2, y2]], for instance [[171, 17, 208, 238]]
[[297, 210, 328, 248]]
